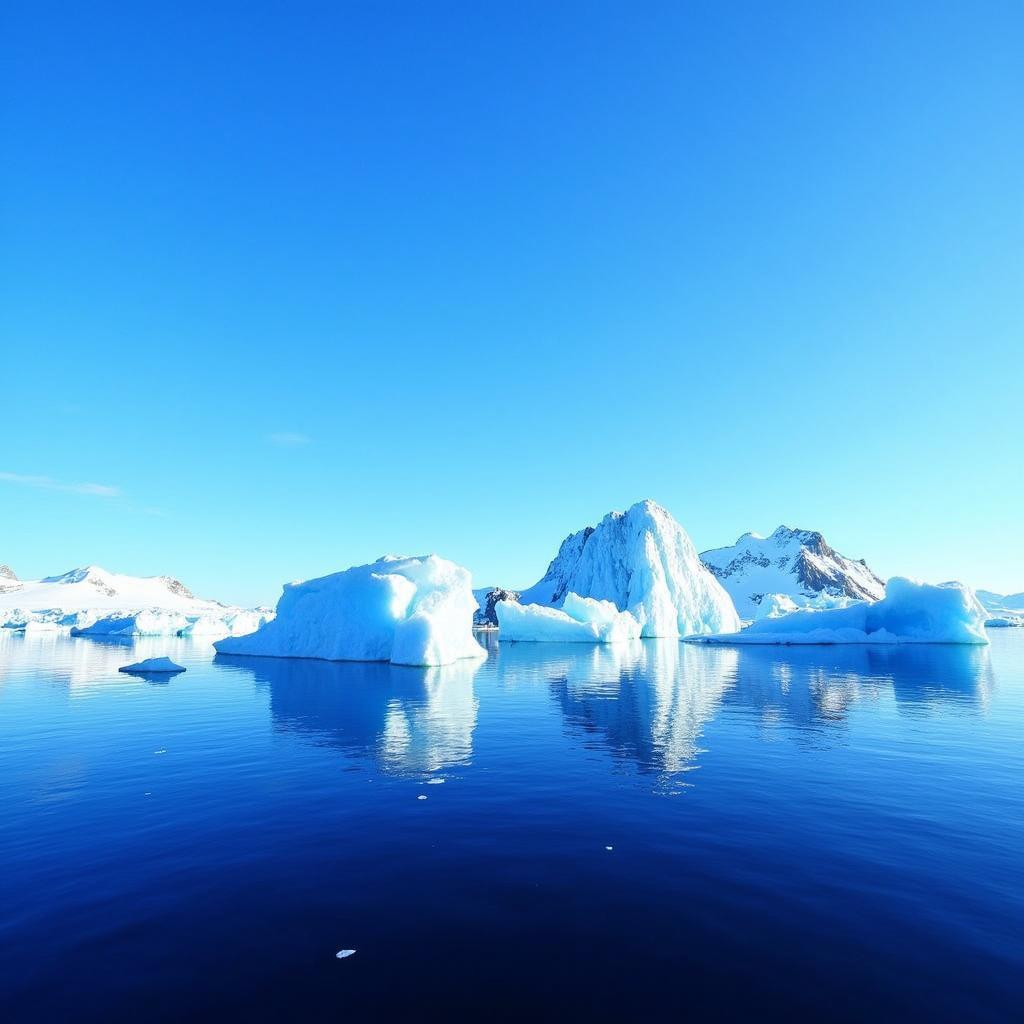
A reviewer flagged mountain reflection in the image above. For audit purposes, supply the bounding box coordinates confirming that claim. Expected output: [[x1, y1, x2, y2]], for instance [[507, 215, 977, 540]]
[[220, 654, 480, 776]]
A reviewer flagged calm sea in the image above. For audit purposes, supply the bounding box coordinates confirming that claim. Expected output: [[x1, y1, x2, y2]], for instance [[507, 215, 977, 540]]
[[1, 629, 1022, 1021]]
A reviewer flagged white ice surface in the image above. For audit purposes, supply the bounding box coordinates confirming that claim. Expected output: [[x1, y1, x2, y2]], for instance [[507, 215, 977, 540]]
[[496, 592, 641, 643], [691, 577, 989, 646], [214, 555, 486, 667]]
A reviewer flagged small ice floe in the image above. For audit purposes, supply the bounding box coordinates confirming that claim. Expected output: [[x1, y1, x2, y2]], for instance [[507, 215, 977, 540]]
[[336, 949, 357, 959], [154, 748, 167, 755], [417, 794, 428, 801], [119, 657, 186, 675], [426, 778, 445, 785], [605, 846, 614, 851]]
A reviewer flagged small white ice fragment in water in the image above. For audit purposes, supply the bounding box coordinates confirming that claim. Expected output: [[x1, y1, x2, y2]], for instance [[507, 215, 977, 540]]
[[154, 749, 167, 755], [417, 794, 428, 800], [605, 846, 613, 851], [426, 778, 445, 785], [336, 949, 356, 959]]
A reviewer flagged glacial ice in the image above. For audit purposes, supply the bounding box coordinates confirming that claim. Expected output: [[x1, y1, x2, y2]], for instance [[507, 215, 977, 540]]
[[517, 500, 740, 638], [213, 555, 486, 667], [496, 593, 642, 643], [177, 609, 271, 639], [691, 578, 989, 646], [72, 610, 192, 637]]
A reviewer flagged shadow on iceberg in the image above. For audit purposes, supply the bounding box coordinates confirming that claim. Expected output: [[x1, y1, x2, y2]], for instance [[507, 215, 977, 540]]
[[215, 652, 481, 775]]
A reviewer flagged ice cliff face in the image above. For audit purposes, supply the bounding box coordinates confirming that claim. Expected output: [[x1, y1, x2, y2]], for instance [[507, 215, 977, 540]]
[[700, 527, 885, 620], [517, 500, 740, 638]]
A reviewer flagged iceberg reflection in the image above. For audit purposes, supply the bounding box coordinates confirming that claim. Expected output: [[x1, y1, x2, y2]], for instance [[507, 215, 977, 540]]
[[525, 638, 993, 781], [219, 654, 481, 776], [724, 644, 995, 727], [531, 640, 739, 780]]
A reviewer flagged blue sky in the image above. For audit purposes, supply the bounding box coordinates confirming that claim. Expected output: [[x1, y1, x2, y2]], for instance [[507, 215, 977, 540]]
[[2, 1, 1022, 606]]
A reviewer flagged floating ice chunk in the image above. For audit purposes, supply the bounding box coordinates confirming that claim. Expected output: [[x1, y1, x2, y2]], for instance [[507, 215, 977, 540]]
[[691, 578, 989, 646], [336, 949, 356, 959], [426, 777, 445, 785], [119, 657, 186, 674], [605, 845, 614, 851], [417, 794, 428, 800], [496, 593, 642, 643], [214, 555, 486, 667]]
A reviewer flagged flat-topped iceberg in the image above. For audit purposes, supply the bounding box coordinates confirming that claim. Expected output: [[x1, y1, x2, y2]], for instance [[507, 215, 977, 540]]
[[517, 500, 740, 638], [690, 578, 989, 646], [214, 555, 486, 667], [496, 593, 642, 643]]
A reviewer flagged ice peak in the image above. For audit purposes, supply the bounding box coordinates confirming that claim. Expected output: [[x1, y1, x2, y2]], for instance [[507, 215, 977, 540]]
[[517, 499, 740, 637], [0, 564, 17, 581]]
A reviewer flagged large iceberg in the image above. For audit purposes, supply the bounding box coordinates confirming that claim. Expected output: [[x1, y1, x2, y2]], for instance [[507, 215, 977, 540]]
[[214, 555, 486, 667], [690, 578, 989, 646], [496, 593, 642, 643], [516, 500, 740, 638]]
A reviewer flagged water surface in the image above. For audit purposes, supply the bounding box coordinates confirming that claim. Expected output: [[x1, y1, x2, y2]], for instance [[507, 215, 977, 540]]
[[1, 630, 1022, 1020]]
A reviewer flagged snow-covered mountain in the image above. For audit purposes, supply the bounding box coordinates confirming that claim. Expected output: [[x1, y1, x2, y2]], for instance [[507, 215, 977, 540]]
[[0, 564, 219, 614], [976, 590, 1024, 627], [700, 527, 885, 620], [515, 500, 740, 637], [0, 564, 269, 638]]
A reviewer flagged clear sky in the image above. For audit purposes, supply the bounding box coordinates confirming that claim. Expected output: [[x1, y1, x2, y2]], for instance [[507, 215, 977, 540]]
[[2, 1, 1022, 606]]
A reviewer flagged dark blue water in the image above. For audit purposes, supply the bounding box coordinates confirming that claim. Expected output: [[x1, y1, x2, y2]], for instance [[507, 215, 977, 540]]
[[2, 630, 1022, 1021]]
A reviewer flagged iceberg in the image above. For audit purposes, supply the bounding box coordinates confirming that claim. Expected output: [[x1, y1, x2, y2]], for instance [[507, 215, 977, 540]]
[[496, 593, 641, 643], [214, 555, 486, 667], [690, 578, 989, 646], [516, 500, 740, 638], [119, 657, 185, 674], [72, 609, 191, 637], [177, 609, 272, 639]]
